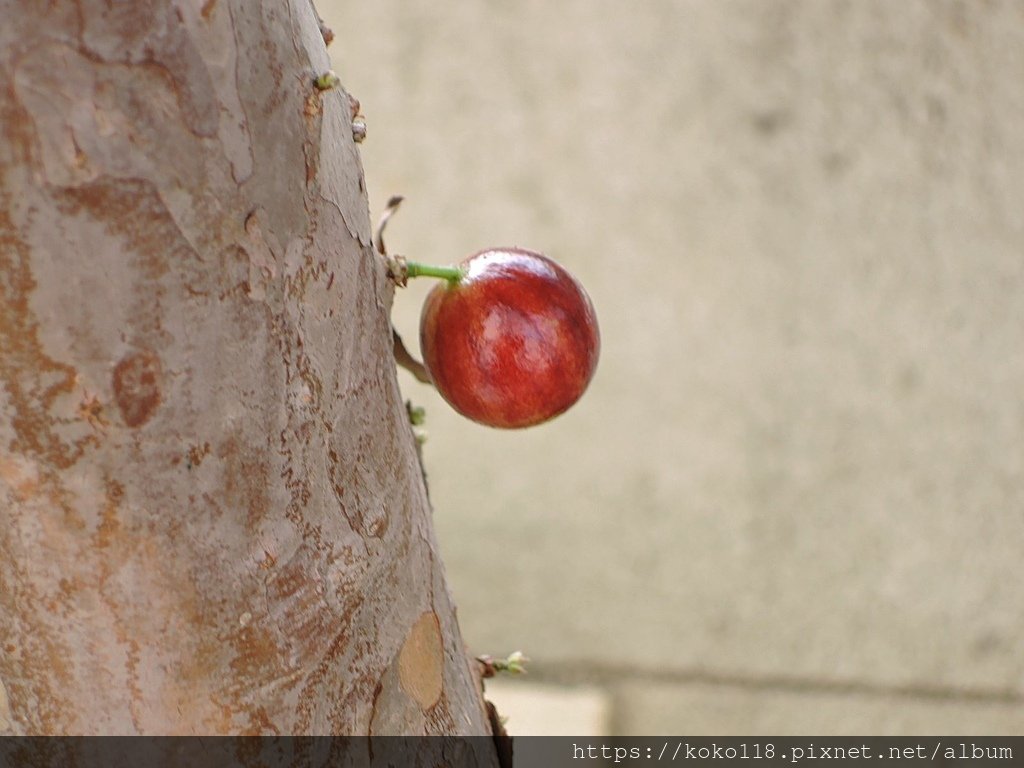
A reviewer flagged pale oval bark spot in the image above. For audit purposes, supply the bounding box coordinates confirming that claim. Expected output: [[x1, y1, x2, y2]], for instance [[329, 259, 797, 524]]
[[398, 611, 443, 711]]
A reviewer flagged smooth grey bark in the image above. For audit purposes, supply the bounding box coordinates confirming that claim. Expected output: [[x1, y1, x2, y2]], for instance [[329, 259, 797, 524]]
[[0, 0, 496, 743]]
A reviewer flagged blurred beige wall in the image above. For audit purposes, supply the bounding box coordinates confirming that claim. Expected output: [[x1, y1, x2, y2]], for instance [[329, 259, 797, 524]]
[[321, 0, 1024, 734]]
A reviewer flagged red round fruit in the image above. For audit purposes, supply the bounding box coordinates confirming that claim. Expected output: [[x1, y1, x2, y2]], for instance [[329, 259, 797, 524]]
[[419, 247, 600, 429]]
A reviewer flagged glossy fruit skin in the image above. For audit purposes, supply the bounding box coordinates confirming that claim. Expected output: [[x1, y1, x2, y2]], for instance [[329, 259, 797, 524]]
[[420, 248, 600, 429]]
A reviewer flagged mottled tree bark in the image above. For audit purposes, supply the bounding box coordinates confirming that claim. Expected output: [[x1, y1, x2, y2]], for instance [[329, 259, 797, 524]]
[[0, 0, 494, 743]]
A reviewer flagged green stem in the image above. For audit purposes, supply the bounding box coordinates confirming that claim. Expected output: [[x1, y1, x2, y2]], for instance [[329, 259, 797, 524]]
[[405, 261, 465, 283]]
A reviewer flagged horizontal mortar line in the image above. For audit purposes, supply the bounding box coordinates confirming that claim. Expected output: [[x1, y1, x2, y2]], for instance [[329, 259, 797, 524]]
[[526, 660, 1023, 706]]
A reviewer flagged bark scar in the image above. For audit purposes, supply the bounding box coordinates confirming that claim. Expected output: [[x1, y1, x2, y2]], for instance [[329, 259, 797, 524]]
[[397, 611, 443, 711]]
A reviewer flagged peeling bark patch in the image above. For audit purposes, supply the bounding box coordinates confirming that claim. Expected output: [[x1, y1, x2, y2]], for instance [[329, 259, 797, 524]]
[[326, 390, 400, 541], [398, 611, 443, 711], [186, 442, 211, 468], [216, 433, 271, 532], [0, 454, 40, 501], [112, 350, 162, 427], [227, 620, 283, 700], [90, 476, 144, 731], [0, 208, 81, 469], [78, 8, 219, 139], [0, 676, 12, 733]]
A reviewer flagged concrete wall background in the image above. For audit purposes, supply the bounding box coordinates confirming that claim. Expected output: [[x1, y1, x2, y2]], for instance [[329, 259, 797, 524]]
[[321, 0, 1024, 734]]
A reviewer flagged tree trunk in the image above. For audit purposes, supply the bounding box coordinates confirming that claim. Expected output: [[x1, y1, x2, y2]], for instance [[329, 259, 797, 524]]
[[0, 0, 495, 742]]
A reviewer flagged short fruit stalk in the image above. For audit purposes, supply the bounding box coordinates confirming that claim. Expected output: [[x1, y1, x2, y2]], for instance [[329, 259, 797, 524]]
[[406, 262, 465, 282]]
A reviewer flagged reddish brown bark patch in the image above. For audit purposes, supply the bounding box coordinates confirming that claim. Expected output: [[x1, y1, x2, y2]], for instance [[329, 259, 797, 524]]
[[112, 350, 162, 427]]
